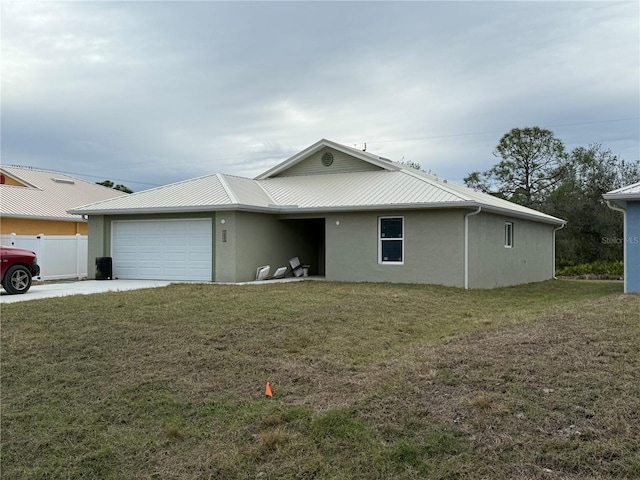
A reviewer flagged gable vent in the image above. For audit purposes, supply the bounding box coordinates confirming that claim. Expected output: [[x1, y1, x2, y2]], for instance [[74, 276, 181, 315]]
[[321, 152, 334, 167], [52, 177, 75, 185]]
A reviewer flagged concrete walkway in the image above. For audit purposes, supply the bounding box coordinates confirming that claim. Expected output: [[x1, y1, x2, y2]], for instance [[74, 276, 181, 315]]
[[0, 279, 172, 304], [0, 276, 325, 304]]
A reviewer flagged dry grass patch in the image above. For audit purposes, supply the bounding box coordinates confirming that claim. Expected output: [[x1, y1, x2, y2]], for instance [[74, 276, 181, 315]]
[[1, 279, 637, 479]]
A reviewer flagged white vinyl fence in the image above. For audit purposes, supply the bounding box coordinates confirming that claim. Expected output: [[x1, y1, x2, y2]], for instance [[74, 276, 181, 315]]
[[1, 233, 88, 281]]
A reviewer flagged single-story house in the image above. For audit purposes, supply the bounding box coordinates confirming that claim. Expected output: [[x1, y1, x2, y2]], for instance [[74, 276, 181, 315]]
[[1, 165, 128, 236], [69, 139, 565, 288], [603, 182, 640, 293]]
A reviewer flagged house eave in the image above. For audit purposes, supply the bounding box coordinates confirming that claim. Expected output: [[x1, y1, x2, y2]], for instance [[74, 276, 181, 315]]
[[477, 205, 565, 226], [602, 194, 640, 202], [1, 213, 87, 223], [67, 204, 276, 216], [278, 202, 564, 225], [69, 200, 565, 225]]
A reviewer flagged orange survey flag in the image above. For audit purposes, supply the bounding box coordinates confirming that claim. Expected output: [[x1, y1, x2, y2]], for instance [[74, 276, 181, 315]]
[[265, 382, 273, 398]]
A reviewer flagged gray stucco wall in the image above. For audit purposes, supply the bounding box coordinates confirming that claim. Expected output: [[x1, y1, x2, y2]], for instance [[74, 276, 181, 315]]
[[324, 209, 465, 286], [468, 212, 554, 288], [86, 208, 557, 287], [214, 211, 236, 282], [86, 215, 105, 279], [230, 212, 320, 282]]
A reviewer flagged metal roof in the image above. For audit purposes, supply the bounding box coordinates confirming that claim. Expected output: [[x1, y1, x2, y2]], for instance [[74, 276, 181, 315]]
[[260, 170, 465, 208], [1, 165, 128, 222], [603, 181, 640, 200], [69, 173, 234, 214], [68, 140, 565, 225]]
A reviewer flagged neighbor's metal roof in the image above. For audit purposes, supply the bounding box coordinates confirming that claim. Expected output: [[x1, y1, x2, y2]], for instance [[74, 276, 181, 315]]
[[603, 181, 640, 200], [68, 140, 565, 225], [1, 165, 128, 221], [70, 173, 235, 214]]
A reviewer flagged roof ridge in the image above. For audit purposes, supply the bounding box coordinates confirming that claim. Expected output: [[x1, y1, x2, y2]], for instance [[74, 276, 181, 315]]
[[216, 173, 239, 204], [252, 178, 277, 205], [398, 167, 469, 202]]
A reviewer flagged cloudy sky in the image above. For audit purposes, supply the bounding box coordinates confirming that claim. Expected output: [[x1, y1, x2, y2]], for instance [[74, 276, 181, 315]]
[[2, 1, 639, 192]]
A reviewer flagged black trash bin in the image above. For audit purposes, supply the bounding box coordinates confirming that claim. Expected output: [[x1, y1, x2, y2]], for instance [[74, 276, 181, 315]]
[[95, 257, 113, 280]]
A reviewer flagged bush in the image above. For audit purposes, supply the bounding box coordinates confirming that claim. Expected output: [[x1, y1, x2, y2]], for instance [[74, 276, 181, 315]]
[[556, 261, 624, 277]]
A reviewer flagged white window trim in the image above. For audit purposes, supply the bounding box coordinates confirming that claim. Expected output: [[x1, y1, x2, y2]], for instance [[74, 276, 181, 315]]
[[378, 216, 404, 265], [505, 221, 514, 248]]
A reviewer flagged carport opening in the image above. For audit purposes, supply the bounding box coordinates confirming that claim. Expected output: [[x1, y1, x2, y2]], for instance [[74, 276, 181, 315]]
[[282, 218, 325, 276]]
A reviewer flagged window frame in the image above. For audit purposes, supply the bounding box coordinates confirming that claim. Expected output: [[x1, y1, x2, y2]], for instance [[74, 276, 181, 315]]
[[504, 221, 514, 248], [378, 216, 404, 265]]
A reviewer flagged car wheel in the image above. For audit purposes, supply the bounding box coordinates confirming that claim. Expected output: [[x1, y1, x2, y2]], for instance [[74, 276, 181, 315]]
[[3, 265, 32, 294]]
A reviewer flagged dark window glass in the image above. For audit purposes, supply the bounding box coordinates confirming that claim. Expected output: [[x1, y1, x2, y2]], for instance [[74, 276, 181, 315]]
[[381, 218, 403, 238], [382, 240, 403, 262]]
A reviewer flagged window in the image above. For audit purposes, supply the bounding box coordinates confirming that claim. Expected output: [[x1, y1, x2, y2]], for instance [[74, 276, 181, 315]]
[[379, 217, 404, 264], [504, 222, 514, 248]]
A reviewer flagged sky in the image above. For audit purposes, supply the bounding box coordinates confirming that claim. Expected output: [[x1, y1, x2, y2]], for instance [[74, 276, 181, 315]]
[[2, 1, 639, 192]]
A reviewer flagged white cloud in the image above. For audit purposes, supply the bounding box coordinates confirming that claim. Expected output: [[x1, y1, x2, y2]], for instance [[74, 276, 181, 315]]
[[1, 1, 638, 191]]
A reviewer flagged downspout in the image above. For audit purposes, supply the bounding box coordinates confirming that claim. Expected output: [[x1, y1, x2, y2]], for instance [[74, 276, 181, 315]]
[[552, 223, 565, 279], [606, 200, 627, 293], [464, 206, 482, 290]]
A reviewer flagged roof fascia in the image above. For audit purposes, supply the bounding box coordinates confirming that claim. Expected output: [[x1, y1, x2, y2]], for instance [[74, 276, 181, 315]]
[[254, 139, 400, 180], [67, 204, 277, 216], [69, 201, 565, 225], [0, 213, 86, 222], [274, 203, 565, 224], [602, 193, 640, 201], [477, 205, 565, 226]]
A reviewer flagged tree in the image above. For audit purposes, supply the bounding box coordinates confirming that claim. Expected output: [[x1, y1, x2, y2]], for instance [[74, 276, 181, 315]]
[[545, 144, 640, 265], [97, 180, 133, 194], [397, 159, 423, 171], [464, 127, 568, 208]]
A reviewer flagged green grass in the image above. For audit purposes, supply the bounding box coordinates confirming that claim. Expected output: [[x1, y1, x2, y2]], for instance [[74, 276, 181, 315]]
[[1, 280, 638, 479]]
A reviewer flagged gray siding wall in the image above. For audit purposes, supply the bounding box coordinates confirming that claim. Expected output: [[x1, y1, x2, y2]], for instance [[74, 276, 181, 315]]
[[324, 210, 465, 286], [275, 147, 383, 177], [468, 212, 554, 288]]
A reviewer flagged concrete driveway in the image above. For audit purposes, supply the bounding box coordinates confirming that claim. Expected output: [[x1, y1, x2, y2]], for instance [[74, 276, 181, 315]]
[[0, 279, 172, 304]]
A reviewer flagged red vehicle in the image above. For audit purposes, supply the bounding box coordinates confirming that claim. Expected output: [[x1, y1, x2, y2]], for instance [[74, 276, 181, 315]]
[[1, 246, 40, 295]]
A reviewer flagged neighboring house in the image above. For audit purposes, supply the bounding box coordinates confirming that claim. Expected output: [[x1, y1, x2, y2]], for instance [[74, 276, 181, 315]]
[[603, 182, 640, 293], [70, 139, 565, 289], [1, 165, 128, 235]]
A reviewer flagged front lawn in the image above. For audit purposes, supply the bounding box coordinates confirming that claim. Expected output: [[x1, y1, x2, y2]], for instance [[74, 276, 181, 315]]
[[1, 280, 638, 479]]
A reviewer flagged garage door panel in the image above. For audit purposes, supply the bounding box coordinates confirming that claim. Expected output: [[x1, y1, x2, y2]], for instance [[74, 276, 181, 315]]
[[112, 219, 212, 281]]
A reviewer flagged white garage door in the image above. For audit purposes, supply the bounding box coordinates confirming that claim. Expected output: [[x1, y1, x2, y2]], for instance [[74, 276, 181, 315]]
[[111, 219, 212, 281]]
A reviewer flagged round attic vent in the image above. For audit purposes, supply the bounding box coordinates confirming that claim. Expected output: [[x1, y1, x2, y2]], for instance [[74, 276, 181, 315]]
[[321, 151, 334, 167]]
